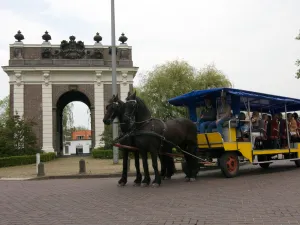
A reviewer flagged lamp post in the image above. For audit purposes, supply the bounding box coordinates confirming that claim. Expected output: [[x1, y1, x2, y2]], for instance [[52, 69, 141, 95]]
[[111, 0, 118, 164]]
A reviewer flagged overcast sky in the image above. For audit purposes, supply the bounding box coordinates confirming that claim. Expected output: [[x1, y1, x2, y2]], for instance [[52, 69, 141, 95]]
[[1, 0, 300, 128]]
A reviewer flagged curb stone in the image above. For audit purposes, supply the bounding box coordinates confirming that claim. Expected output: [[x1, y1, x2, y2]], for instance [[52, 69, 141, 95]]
[[0, 161, 249, 181], [0, 177, 33, 181]]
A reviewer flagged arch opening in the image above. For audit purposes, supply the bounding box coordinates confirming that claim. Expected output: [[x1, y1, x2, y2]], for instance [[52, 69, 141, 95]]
[[55, 90, 94, 156]]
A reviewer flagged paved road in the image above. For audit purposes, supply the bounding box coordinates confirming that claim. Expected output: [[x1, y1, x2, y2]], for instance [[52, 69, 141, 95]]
[[1, 162, 300, 225]]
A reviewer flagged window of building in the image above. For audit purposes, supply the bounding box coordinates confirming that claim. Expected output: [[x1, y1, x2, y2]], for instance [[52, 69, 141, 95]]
[[76, 135, 84, 140]]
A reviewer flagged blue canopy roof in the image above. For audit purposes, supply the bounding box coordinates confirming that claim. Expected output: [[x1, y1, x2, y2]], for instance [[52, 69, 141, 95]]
[[168, 88, 300, 113]]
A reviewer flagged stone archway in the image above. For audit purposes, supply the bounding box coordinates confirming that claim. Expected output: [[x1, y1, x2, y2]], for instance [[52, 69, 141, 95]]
[[2, 32, 138, 156], [53, 85, 95, 155]]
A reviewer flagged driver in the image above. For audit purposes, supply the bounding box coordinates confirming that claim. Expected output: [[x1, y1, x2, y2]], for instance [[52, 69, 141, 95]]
[[197, 96, 216, 133], [207, 91, 231, 139]]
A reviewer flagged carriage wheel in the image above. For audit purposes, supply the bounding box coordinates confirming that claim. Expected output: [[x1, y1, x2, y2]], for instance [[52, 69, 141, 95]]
[[219, 152, 239, 178], [294, 160, 300, 167], [257, 155, 271, 169], [259, 163, 270, 169]]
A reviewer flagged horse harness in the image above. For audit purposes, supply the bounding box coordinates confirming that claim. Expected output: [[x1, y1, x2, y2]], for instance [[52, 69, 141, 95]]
[[115, 99, 168, 153]]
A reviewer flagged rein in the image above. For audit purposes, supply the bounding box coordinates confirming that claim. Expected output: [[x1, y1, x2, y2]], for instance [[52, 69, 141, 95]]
[[124, 99, 152, 126]]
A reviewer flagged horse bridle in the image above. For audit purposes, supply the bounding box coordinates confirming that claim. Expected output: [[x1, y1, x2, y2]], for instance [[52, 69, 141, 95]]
[[124, 99, 137, 124], [105, 101, 120, 122], [125, 99, 153, 125]]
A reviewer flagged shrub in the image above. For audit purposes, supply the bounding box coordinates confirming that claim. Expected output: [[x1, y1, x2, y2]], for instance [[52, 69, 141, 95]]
[[99, 125, 113, 149], [0, 152, 56, 168], [92, 149, 160, 160], [92, 149, 123, 159], [0, 114, 40, 157]]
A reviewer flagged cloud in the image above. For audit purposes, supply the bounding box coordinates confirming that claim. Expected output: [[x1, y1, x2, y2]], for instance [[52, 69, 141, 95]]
[[1, 0, 300, 127], [0, 9, 61, 100]]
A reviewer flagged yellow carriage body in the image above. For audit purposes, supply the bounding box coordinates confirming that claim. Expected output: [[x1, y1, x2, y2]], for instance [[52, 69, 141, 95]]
[[197, 128, 300, 163]]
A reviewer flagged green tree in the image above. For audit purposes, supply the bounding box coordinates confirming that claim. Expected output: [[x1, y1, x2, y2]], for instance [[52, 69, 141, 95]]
[[0, 114, 38, 157], [62, 103, 74, 141], [74, 125, 88, 131], [135, 60, 232, 120], [0, 95, 9, 126], [296, 30, 300, 79]]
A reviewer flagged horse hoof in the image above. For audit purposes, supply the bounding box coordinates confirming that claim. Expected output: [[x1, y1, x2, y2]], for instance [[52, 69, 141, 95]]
[[190, 178, 196, 182], [185, 177, 190, 182], [165, 176, 171, 180], [141, 183, 149, 188], [152, 183, 160, 188], [118, 182, 126, 187], [133, 182, 141, 187]]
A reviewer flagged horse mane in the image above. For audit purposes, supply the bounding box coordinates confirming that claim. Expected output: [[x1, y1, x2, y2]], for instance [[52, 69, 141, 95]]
[[136, 96, 151, 115]]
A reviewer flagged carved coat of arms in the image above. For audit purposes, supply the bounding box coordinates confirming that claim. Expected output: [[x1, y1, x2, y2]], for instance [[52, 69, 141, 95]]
[[60, 36, 85, 59]]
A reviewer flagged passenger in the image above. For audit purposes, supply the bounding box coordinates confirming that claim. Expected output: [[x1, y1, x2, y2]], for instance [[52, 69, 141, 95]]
[[207, 92, 231, 139], [250, 111, 262, 148], [238, 112, 249, 138], [278, 113, 285, 136], [288, 113, 298, 136], [268, 114, 280, 148], [293, 112, 300, 127], [293, 112, 299, 121], [196, 96, 216, 133], [278, 113, 288, 148], [251, 112, 269, 148], [267, 115, 272, 122]]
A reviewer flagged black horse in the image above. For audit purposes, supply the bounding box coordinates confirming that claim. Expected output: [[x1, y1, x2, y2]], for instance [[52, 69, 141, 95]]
[[103, 94, 142, 186], [102, 94, 175, 186], [123, 91, 199, 187]]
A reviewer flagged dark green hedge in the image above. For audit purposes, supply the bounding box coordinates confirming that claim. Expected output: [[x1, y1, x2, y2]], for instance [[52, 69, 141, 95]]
[[0, 152, 56, 168], [92, 149, 123, 159]]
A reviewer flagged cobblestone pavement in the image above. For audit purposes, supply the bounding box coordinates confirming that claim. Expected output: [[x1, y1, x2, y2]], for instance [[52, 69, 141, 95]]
[[1, 161, 300, 225]]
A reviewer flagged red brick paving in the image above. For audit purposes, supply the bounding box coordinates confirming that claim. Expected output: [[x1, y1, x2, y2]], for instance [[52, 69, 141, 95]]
[[1, 162, 300, 225]]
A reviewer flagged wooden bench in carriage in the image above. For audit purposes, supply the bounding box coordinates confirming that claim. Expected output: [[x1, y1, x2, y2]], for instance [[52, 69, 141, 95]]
[[167, 88, 300, 178]]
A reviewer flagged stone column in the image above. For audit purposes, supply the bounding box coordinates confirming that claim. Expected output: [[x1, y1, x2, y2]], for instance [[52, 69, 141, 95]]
[[13, 70, 24, 117], [42, 71, 54, 152], [94, 71, 105, 148], [120, 71, 130, 101]]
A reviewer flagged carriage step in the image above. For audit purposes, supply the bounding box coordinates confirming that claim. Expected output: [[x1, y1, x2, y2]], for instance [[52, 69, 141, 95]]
[[252, 161, 274, 165], [289, 158, 300, 161]]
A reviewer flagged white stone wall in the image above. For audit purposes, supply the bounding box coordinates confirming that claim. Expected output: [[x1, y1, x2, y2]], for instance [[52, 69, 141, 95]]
[[94, 71, 105, 147], [13, 84, 24, 117], [64, 140, 92, 155], [42, 71, 54, 152], [13, 71, 24, 117], [120, 71, 129, 101]]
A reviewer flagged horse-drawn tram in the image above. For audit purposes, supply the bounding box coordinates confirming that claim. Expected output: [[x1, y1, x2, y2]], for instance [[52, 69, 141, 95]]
[[168, 88, 300, 178]]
